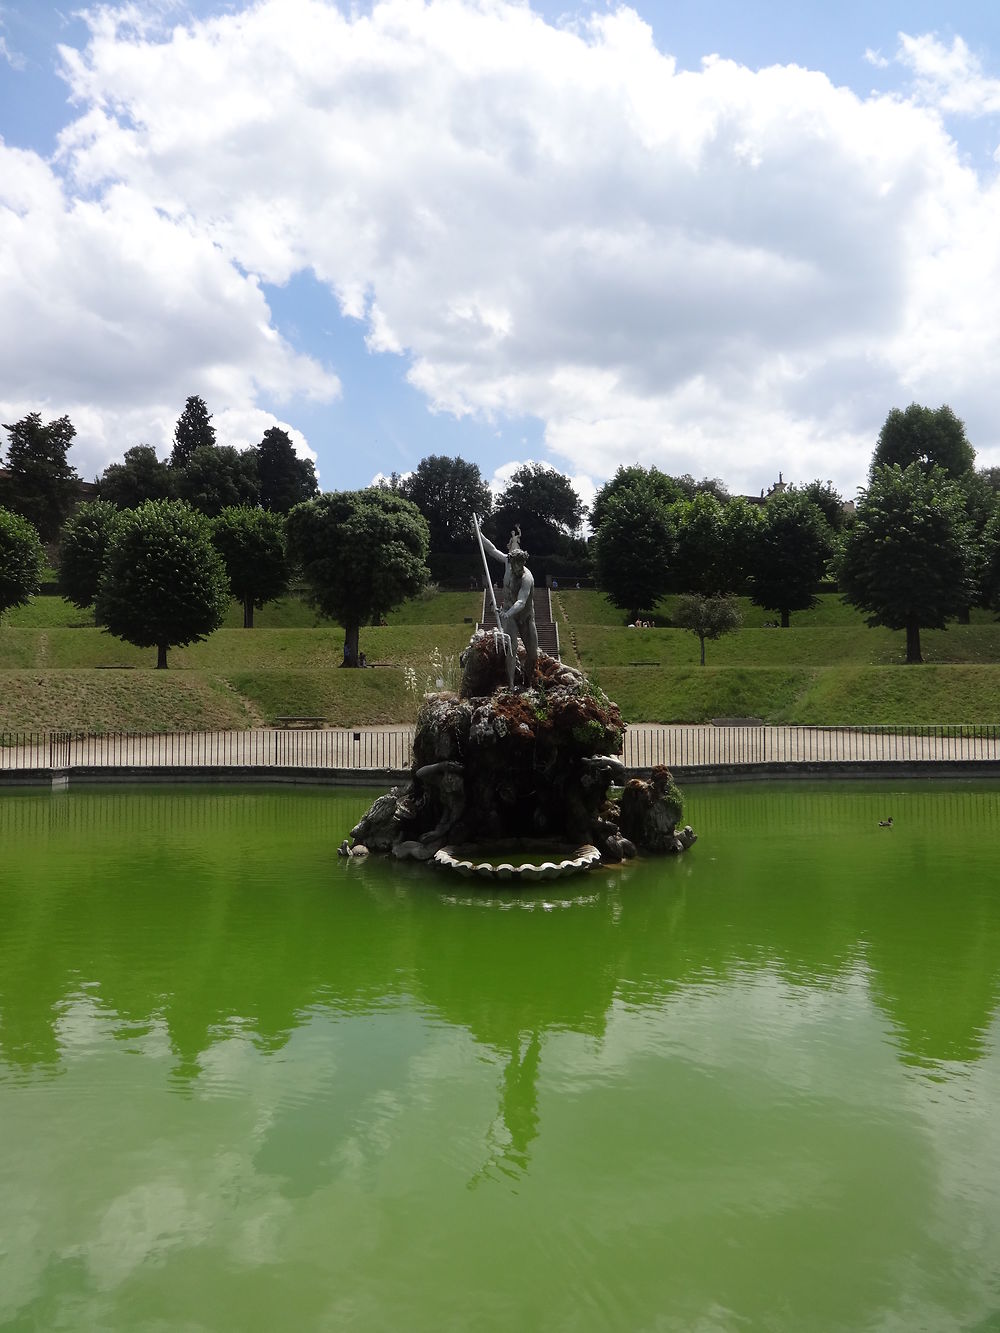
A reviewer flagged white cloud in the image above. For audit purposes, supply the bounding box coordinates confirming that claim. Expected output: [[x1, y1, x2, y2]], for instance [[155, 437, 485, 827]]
[[897, 32, 1000, 116], [4, 2, 1000, 492]]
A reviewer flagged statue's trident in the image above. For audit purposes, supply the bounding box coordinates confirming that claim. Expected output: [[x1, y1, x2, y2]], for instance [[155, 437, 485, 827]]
[[472, 513, 513, 661]]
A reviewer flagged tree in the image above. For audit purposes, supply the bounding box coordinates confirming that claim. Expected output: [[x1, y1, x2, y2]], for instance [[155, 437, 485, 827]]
[[95, 500, 230, 669], [589, 465, 683, 533], [211, 506, 290, 628], [285, 489, 430, 667], [256, 427, 318, 513], [749, 492, 833, 627], [173, 445, 259, 516], [58, 500, 121, 610], [799, 479, 847, 531], [671, 474, 730, 502], [870, 403, 975, 481], [591, 485, 676, 622], [490, 463, 584, 556], [170, 395, 216, 469], [673, 594, 742, 665], [399, 455, 492, 552], [672, 492, 729, 594], [98, 445, 174, 509], [839, 463, 978, 664], [717, 496, 763, 594], [0, 412, 80, 542], [0, 506, 44, 623]]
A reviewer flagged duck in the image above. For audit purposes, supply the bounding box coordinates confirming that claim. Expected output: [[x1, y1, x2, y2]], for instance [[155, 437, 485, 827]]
[[878, 817, 894, 828]]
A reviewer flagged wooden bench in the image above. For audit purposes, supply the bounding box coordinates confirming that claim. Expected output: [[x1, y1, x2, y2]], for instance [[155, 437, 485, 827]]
[[274, 716, 326, 729]]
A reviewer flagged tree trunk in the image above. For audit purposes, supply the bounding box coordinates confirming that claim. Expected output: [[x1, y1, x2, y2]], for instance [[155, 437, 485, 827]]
[[699, 634, 706, 666], [780, 609, 790, 628], [905, 618, 923, 664], [156, 643, 168, 669], [243, 596, 254, 629], [341, 623, 361, 667]]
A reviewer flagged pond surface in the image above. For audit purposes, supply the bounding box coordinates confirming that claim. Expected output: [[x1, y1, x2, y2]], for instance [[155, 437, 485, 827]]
[[2, 780, 1000, 1332]]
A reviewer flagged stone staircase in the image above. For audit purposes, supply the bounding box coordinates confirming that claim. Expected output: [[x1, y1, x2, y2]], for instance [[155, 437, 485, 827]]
[[480, 584, 560, 660]]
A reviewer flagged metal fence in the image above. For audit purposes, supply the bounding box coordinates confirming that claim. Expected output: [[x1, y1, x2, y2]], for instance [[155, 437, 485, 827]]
[[2, 724, 999, 778], [0, 728, 416, 774]]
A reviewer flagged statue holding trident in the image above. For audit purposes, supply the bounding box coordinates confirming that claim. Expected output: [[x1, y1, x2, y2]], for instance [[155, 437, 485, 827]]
[[472, 516, 538, 690]]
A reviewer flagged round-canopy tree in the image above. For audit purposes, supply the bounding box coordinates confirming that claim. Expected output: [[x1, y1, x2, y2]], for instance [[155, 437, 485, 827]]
[[870, 403, 975, 481], [285, 489, 430, 667], [489, 462, 584, 557], [211, 506, 290, 628], [400, 454, 492, 552], [0, 506, 44, 623], [59, 500, 121, 611], [749, 492, 833, 627], [98, 445, 174, 509], [95, 499, 230, 668], [672, 593, 742, 666], [840, 463, 978, 664], [591, 484, 676, 623], [589, 465, 683, 532]]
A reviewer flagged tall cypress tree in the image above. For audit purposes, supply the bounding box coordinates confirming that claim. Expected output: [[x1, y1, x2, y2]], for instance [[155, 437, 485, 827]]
[[170, 396, 216, 469]]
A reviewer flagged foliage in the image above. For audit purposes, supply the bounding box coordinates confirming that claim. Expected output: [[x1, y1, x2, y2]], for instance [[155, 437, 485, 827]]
[[839, 463, 978, 664], [95, 499, 231, 668], [975, 504, 1000, 616], [0, 506, 44, 621], [399, 454, 492, 552], [672, 594, 742, 665], [211, 506, 290, 628], [591, 484, 676, 620], [718, 496, 763, 592], [256, 427, 318, 513], [870, 403, 975, 481], [170, 395, 216, 469], [0, 412, 80, 542], [98, 445, 174, 508], [749, 492, 834, 627], [58, 500, 121, 609], [173, 445, 259, 516], [589, 465, 683, 532], [799, 479, 847, 531], [285, 488, 430, 666], [489, 462, 585, 556], [672, 493, 727, 594], [671, 474, 730, 502]]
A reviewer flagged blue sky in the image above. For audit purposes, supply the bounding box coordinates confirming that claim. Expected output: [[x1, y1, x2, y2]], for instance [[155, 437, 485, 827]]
[[2, 0, 1000, 507]]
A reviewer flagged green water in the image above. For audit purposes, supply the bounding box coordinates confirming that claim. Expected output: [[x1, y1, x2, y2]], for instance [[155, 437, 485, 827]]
[[2, 781, 1000, 1332]]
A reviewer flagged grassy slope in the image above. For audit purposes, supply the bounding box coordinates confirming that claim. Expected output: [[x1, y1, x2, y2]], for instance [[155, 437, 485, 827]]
[[3, 589, 1000, 731]]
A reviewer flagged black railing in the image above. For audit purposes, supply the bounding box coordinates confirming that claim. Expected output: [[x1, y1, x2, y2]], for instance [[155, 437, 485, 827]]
[[2, 724, 999, 778]]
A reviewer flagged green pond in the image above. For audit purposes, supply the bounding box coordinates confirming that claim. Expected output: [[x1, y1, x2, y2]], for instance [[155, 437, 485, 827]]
[[2, 780, 1000, 1332]]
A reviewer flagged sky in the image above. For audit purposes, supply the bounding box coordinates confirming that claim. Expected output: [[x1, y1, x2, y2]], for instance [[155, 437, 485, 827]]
[[2, 0, 1000, 512]]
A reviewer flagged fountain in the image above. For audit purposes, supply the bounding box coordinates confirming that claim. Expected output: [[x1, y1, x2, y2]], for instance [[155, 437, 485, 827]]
[[340, 521, 696, 878]]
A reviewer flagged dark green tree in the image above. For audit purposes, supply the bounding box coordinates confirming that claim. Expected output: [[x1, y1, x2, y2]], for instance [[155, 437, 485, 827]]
[[749, 492, 833, 627], [95, 500, 230, 669], [591, 485, 676, 623], [173, 445, 259, 516], [58, 500, 121, 610], [256, 427, 318, 513], [489, 463, 584, 556], [671, 474, 729, 502], [0, 506, 44, 622], [285, 489, 430, 667], [170, 395, 216, 469], [399, 455, 492, 552], [672, 492, 729, 594], [589, 465, 683, 533], [211, 506, 290, 628], [870, 404, 975, 481], [673, 593, 742, 666], [0, 413, 80, 542], [839, 463, 978, 664], [98, 445, 174, 509], [717, 496, 763, 594], [799, 479, 848, 531]]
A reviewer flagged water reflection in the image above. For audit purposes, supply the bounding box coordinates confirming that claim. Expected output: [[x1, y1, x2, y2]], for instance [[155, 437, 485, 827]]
[[4, 783, 1000, 1329]]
